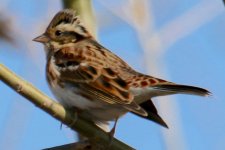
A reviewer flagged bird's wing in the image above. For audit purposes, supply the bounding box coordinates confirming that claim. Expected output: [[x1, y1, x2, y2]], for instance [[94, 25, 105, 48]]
[[132, 99, 168, 128], [53, 46, 147, 116]]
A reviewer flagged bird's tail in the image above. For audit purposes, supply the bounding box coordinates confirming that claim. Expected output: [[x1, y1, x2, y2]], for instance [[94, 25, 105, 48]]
[[151, 84, 211, 97], [132, 84, 211, 128]]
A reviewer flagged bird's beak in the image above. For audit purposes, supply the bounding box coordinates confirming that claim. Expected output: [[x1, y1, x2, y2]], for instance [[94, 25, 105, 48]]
[[33, 33, 50, 43]]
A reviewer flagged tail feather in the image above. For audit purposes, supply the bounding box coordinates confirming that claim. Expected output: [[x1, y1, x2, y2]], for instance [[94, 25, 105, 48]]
[[152, 84, 211, 97]]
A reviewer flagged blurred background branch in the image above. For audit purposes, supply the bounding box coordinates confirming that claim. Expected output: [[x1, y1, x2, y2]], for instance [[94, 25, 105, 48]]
[[62, 0, 96, 37], [0, 14, 14, 44]]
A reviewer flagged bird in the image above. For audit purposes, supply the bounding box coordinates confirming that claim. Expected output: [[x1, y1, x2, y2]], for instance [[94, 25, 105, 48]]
[[33, 9, 210, 134]]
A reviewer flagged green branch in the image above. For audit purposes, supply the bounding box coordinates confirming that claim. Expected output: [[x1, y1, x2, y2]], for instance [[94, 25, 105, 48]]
[[0, 64, 134, 150]]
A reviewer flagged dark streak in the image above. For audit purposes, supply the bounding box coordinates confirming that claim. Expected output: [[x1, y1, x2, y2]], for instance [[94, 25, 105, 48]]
[[118, 90, 129, 100], [66, 61, 79, 66], [141, 81, 148, 87], [56, 61, 79, 68], [88, 66, 97, 75], [149, 79, 156, 84], [114, 78, 127, 88], [105, 68, 115, 76], [56, 63, 65, 68], [102, 80, 111, 89], [83, 72, 93, 80], [54, 16, 72, 27]]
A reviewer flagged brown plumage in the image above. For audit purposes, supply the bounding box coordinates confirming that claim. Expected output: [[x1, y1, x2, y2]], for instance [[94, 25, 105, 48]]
[[33, 9, 211, 131]]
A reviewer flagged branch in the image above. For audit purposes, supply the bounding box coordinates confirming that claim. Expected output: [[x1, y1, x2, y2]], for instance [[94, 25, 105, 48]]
[[43, 141, 90, 150], [0, 64, 134, 150]]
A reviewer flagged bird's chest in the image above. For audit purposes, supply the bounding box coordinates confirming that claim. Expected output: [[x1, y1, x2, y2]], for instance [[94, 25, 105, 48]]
[[45, 58, 127, 121], [46, 59, 98, 109]]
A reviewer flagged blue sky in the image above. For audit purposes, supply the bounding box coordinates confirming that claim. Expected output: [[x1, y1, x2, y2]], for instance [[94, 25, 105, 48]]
[[0, 0, 225, 150]]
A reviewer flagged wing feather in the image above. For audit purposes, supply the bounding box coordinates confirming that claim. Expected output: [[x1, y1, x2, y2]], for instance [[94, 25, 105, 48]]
[[53, 47, 147, 116]]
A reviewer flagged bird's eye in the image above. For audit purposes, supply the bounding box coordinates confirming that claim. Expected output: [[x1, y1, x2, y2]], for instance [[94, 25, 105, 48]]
[[55, 30, 62, 36]]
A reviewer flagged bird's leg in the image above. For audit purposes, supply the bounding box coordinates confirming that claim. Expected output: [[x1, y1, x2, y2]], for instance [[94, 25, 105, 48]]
[[108, 117, 119, 145], [59, 107, 79, 129], [68, 107, 80, 127], [109, 119, 118, 137]]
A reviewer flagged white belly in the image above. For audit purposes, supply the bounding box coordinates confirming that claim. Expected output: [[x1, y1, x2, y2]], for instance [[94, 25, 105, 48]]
[[51, 85, 99, 109], [50, 85, 127, 122]]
